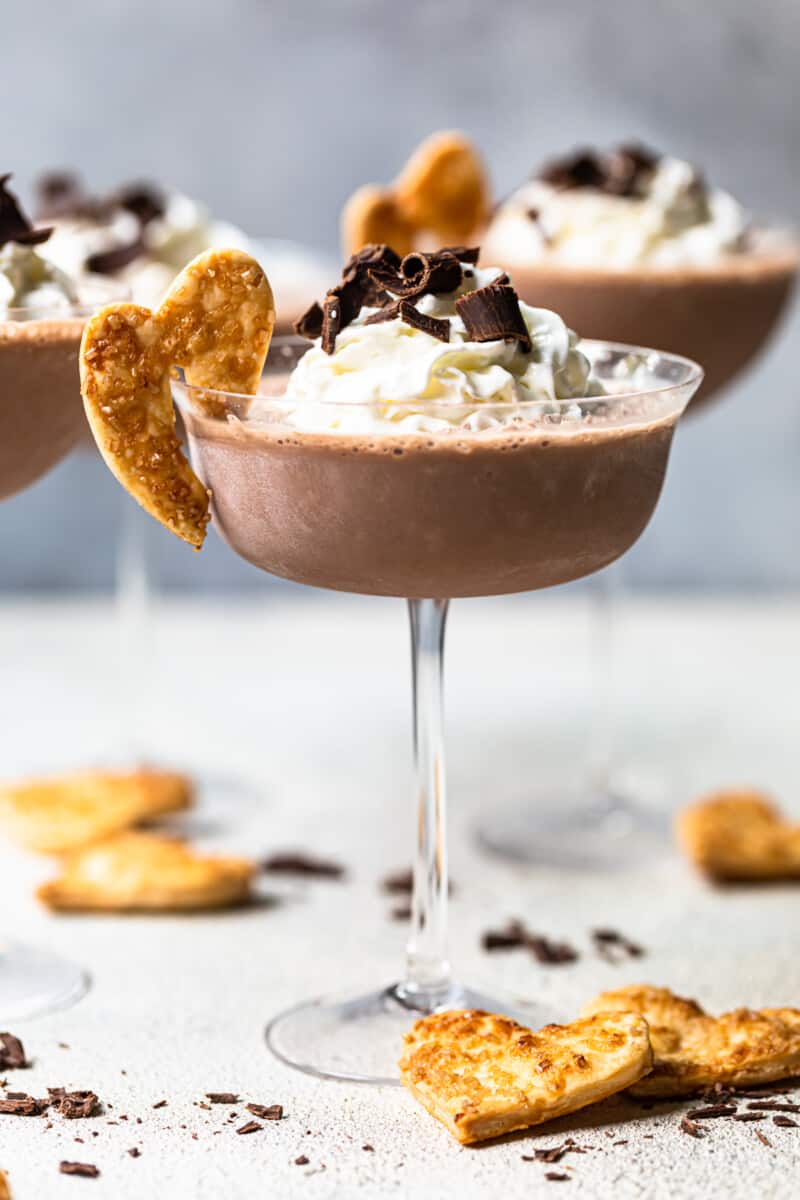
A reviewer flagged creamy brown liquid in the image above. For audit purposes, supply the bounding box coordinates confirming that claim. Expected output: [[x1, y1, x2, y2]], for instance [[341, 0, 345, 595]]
[[508, 251, 798, 410], [185, 414, 678, 598], [0, 317, 86, 500]]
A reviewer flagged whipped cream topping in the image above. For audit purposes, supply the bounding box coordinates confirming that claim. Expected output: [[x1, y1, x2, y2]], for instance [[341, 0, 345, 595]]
[[485, 155, 748, 269], [280, 264, 602, 433], [0, 241, 79, 315]]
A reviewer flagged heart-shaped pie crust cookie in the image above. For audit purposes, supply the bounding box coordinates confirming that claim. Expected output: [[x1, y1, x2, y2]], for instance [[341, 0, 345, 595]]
[[341, 130, 489, 257], [582, 985, 800, 1097], [677, 790, 800, 881], [80, 247, 275, 548], [399, 1008, 652, 1144]]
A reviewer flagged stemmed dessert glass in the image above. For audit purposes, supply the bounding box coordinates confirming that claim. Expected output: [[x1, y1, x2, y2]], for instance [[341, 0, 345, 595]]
[[0, 292, 123, 1018], [481, 232, 799, 869], [173, 336, 701, 1084]]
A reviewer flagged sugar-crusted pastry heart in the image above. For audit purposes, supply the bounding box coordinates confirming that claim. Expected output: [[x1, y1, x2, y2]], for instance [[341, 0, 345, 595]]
[[80, 248, 275, 549], [582, 985, 800, 1097], [399, 1008, 652, 1144], [341, 130, 489, 257], [677, 790, 800, 881], [0, 768, 192, 854], [38, 831, 254, 912]]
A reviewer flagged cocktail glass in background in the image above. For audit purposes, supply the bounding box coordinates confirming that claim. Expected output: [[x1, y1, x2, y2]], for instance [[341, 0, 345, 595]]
[[173, 336, 702, 1084]]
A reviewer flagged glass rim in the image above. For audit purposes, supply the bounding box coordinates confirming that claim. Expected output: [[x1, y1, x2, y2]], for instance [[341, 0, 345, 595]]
[[172, 335, 704, 411]]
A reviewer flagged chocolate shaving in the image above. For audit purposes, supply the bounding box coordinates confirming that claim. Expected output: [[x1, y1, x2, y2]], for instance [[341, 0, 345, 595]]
[[261, 853, 345, 880], [206, 1092, 240, 1104], [399, 300, 450, 343], [0, 1093, 47, 1116], [439, 245, 480, 265], [481, 919, 577, 964], [295, 1155, 309, 1166], [128, 1147, 141, 1157], [0, 176, 52, 249], [591, 928, 645, 963], [381, 868, 455, 895], [86, 236, 147, 276], [363, 300, 402, 325], [49, 1090, 100, 1119], [293, 301, 324, 339], [246, 1103, 283, 1120], [456, 282, 531, 352], [685, 1104, 738, 1120], [747, 1101, 800, 1113], [679, 1115, 705, 1138], [755, 1129, 773, 1147], [733, 1112, 767, 1122], [0, 1032, 28, 1070], [59, 1161, 99, 1178], [774, 1115, 798, 1128], [152, 1099, 167, 1109], [390, 903, 412, 922], [114, 182, 166, 226], [545, 1172, 570, 1182], [321, 281, 363, 355], [236, 1120, 262, 1135], [538, 143, 661, 199]]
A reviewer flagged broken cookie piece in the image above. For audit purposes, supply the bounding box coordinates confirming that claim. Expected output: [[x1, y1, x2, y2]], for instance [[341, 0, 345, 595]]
[[582, 985, 800, 1097], [399, 1008, 652, 1144], [38, 832, 254, 913]]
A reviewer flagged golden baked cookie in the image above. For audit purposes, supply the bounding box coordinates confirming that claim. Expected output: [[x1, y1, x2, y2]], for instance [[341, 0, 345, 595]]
[[582, 984, 800, 1097], [341, 185, 417, 260], [38, 832, 253, 913], [677, 790, 800, 881], [395, 130, 490, 242], [399, 1008, 652, 1144], [0, 769, 192, 854], [0, 1169, 9, 1200], [341, 130, 489, 257], [81, 248, 275, 549]]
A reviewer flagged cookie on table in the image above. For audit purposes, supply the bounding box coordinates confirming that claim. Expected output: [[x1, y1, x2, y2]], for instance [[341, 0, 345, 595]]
[[677, 790, 800, 881], [399, 1007, 652, 1144], [38, 832, 254, 913], [582, 984, 800, 1097], [0, 768, 192, 854]]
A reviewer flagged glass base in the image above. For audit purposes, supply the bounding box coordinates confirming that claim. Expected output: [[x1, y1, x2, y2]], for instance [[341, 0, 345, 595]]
[[477, 783, 671, 871], [0, 942, 89, 1021], [266, 981, 555, 1085]]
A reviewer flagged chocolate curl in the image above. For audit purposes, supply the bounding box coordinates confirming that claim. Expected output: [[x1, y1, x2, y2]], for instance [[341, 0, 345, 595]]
[[401, 250, 462, 295], [86, 237, 147, 275], [363, 299, 402, 325], [456, 281, 532, 352], [539, 149, 606, 190], [321, 277, 363, 354], [114, 181, 166, 226], [438, 244, 480, 264], [0, 175, 52, 249], [399, 300, 450, 343], [293, 300, 324, 339]]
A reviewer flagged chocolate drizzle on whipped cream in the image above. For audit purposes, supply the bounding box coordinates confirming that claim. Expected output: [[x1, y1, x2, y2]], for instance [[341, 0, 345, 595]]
[[0, 176, 53, 250], [294, 244, 493, 353], [35, 172, 163, 274], [539, 143, 665, 198]]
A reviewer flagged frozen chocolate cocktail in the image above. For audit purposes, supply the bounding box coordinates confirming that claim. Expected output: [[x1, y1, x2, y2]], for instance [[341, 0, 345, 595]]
[[483, 145, 797, 408], [81, 244, 702, 1083]]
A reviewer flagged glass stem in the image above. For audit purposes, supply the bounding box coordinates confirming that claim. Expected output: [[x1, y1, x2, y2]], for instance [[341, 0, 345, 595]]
[[115, 498, 151, 764], [401, 598, 451, 1007]]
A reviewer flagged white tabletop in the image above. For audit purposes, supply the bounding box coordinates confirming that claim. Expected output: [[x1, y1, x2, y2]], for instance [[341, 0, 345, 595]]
[[0, 593, 798, 1199]]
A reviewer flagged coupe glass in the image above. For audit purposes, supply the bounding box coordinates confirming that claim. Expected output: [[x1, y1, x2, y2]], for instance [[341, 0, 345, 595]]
[[482, 232, 799, 869], [0, 292, 123, 1017], [173, 336, 702, 1084]]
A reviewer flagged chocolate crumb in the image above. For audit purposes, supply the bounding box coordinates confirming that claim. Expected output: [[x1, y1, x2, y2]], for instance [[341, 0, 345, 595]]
[[733, 1112, 767, 1122], [747, 1101, 800, 1113], [261, 853, 345, 880], [205, 1093, 240, 1105], [481, 919, 578, 964], [756, 1129, 774, 1147], [295, 1155, 309, 1165], [59, 1161, 99, 1178], [0, 1033, 28, 1070], [773, 1116, 798, 1128], [51, 1090, 100, 1120], [236, 1121, 262, 1135], [685, 1104, 738, 1120], [612, 1139, 628, 1146], [390, 904, 412, 922], [152, 1100, 168, 1109], [362, 1143, 374, 1151], [545, 1171, 570, 1182], [246, 1104, 283, 1121], [382, 868, 455, 895], [128, 1147, 141, 1157], [591, 928, 644, 962], [456, 281, 532, 353], [679, 1115, 705, 1138]]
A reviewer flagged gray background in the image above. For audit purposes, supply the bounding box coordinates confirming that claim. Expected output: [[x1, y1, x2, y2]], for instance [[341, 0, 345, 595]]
[[1, 0, 798, 593]]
